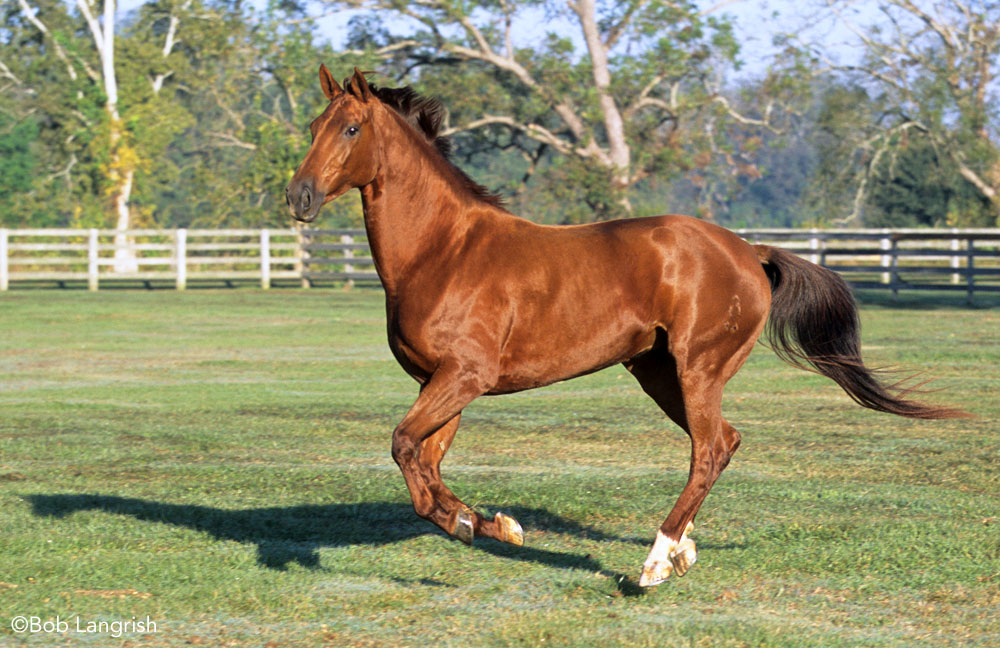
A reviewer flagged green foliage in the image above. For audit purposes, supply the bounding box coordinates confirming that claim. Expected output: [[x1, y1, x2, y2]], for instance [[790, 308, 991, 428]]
[[865, 137, 952, 228], [334, 0, 753, 222], [799, 79, 999, 228], [2, 0, 997, 228], [0, 0, 369, 229], [0, 114, 40, 226]]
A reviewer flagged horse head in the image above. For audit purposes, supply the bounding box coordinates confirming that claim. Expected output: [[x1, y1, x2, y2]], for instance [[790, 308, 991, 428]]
[[286, 65, 380, 223]]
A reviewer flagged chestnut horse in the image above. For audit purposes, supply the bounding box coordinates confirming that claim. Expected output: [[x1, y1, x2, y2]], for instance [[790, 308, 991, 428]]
[[286, 66, 964, 587]]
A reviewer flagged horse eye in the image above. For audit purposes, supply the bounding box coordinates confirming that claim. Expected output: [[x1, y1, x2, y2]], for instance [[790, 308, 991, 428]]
[[345, 126, 359, 137]]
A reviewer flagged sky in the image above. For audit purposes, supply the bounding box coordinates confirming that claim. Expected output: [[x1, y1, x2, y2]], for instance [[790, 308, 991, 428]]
[[112, 0, 874, 80], [291, 0, 875, 80]]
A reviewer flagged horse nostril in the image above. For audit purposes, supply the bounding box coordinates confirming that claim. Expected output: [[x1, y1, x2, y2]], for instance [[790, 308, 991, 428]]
[[301, 185, 312, 210]]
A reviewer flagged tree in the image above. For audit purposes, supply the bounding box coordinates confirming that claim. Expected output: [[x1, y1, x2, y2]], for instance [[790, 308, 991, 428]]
[[1, 0, 370, 231], [323, 0, 779, 220], [788, 0, 1000, 225], [151, 3, 373, 228], [4, 0, 200, 266], [11, 0, 142, 267]]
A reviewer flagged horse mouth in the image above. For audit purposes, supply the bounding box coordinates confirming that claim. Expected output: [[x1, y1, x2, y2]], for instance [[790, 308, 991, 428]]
[[286, 179, 325, 223]]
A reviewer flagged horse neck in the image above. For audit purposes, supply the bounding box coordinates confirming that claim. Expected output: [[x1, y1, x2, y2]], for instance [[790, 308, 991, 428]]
[[359, 109, 487, 292]]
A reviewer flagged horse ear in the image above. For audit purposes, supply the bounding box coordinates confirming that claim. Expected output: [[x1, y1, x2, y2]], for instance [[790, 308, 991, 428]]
[[350, 67, 373, 101], [319, 63, 342, 100]]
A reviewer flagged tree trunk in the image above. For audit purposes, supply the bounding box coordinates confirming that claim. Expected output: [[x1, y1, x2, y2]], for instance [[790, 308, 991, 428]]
[[572, 0, 632, 211], [82, 0, 137, 272], [110, 126, 137, 273]]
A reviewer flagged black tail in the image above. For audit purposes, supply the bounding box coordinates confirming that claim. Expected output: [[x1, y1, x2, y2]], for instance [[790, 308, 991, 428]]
[[756, 245, 968, 420]]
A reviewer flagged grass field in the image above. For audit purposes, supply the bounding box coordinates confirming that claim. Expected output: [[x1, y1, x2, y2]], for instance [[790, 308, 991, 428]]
[[1, 289, 998, 647]]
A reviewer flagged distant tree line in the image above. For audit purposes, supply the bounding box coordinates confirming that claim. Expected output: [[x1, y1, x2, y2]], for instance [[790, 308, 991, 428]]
[[1, 0, 997, 234]]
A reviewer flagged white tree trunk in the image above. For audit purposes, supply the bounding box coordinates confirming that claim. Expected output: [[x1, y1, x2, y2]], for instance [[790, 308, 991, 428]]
[[572, 0, 630, 189], [79, 0, 137, 272], [112, 164, 136, 273]]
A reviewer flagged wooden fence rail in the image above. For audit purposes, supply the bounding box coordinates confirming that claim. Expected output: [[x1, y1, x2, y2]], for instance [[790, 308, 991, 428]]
[[2, 227, 999, 300], [735, 228, 1000, 302], [0, 228, 303, 290]]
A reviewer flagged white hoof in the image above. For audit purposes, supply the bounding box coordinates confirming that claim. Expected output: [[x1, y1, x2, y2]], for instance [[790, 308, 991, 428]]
[[494, 511, 524, 546], [638, 560, 673, 587], [638, 529, 678, 588]]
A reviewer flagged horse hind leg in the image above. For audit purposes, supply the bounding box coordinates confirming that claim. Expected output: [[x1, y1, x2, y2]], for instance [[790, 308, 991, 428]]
[[625, 347, 745, 587], [641, 414, 743, 586]]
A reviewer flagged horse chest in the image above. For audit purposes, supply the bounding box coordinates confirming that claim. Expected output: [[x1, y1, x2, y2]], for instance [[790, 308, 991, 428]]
[[384, 316, 434, 383]]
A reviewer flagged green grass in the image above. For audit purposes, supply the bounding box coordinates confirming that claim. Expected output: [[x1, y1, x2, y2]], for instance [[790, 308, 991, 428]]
[[0, 289, 998, 647]]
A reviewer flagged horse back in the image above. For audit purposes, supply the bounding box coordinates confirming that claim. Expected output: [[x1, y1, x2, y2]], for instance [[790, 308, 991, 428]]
[[388, 212, 771, 393]]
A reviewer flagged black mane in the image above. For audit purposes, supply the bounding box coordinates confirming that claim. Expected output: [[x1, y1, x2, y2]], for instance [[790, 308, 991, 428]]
[[368, 84, 505, 208]]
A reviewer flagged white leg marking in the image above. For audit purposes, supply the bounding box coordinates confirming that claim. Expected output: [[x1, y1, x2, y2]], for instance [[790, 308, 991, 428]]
[[639, 523, 698, 586], [639, 530, 679, 587]]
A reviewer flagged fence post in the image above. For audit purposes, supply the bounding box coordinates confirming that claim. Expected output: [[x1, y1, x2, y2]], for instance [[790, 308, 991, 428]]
[[966, 237, 975, 305], [950, 229, 961, 285], [88, 228, 99, 291], [175, 229, 187, 291], [341, 233, 355, 290], [880, 231, 891, 284], [299, 228, 311, 289], [889, 237, 899, 300], [808, 228, 820, 265], [0, 229, 8, 291], [260, 229, 271, 290]]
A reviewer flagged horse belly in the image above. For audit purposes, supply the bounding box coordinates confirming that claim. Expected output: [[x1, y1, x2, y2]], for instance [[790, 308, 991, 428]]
[[490, 296, 656, 394]]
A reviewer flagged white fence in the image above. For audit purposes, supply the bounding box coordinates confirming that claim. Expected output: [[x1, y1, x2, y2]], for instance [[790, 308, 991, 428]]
[[2, 227, 999, 299], [0, 229, 305, 290]]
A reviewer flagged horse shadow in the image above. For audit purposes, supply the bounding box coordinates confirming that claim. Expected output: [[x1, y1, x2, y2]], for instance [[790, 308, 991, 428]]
[[25, 494, 657, 590]]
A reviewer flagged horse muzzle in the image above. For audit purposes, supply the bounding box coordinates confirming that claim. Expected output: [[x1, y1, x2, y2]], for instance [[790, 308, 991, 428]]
[[286, 178, 325, 223]]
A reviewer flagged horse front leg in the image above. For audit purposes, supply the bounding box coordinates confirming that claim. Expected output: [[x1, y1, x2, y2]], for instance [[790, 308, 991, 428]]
[[391, 364, 523, 546]]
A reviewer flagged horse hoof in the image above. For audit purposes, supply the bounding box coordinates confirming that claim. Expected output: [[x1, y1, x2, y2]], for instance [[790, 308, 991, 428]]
[[450, 508, 475, 545], [638, 561, 672, 588], [494, 512, 524, 546], [670, 537, 697, 577]]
